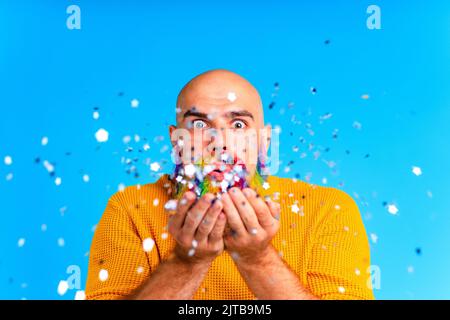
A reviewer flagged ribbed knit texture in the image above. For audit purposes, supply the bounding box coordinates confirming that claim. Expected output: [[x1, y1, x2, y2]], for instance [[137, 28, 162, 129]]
[[85, 174, 375, 300]]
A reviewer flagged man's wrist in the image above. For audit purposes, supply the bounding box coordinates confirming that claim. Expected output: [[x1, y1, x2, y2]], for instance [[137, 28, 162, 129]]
[[234, 245, 276, 268], [171, 251, 214, 271]]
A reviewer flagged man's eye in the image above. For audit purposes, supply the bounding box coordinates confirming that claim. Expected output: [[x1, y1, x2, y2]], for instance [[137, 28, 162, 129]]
[[232, 120, 246, 129], [192, 120, 208, 129]]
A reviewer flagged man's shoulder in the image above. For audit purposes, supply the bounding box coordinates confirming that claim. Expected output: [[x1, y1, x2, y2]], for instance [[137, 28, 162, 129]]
[[268, 175, 358, 210], [107, 174, 172, 207]]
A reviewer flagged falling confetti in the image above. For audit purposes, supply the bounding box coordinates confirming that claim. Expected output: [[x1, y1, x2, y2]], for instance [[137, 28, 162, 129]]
[[99, 269, 109, 282], [74, 290, 86, 300], [150, 162, 161, 172], [227, 92, 237, 102], [18, 238, 26, 248], [57, 280, 69, 296], [57, 238, 65, 247], [387, 204, 399, 215], [412, 166, 422, 176], [95, 128, 109, 143], [82, 174, 90, 183], [164, 199, 177, 211], [131, 98, 139, 108], [142, 238, 155, 252], [54, 177, 62, 186], [41, 136, 49, 146], [291, 203, 300, 214], [338, 286, 346, 294], [361, 94, 370, 100], [370, 233, 378, 244], [4, 155, 12, 166], [93, 111, 100, 120], [352, 121, 362, 130]]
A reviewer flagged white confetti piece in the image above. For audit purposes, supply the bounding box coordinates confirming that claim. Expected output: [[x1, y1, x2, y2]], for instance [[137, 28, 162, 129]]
[[99, 269, 109, 282], [361, 94, 370, 100], [92, 111, 100, 120], [95, 128, 109, 143], [143, 143, 150, 151], [137, 266, 144, 274], [57, 280, 69, 296], [355, 268, 361, 276], [153, 198, 159, 206], [131, 99, 139, 108], [57, 238, 65, 247], [4, 155, 12, 166], [387, 204, 399, 215], [82, 174, 90, 183], [150, 162, 161, 172], [262, 182, 270, 190], [291, 204, 300, 214], [164, 199, 177, 211], [407, 265, 414, 274], [412, 166, 422, 176], [18, 238, 26, 248], [43, 160, 54, 173], [188, 248, 195, 257], [184, 164, 196, 177], [118, 183, 125, 192], [143, 238, 155, 252], [74, 290, 86, 300], [41, 136, 48, 146], [227, 92, 237, 102], [161, 232, 168, 240], [352, 121, 362, 130], [6, 173, 13, 181], [338, 286, 346, 294], [54, 177, 62, 186], [192, 239, 198, 248], [250, 228, 258, 235], [370, 233, 378, 244]]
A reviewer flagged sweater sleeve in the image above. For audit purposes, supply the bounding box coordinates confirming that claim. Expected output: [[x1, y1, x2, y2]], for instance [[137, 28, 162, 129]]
[[85, 193, 158, 300], [306, 189, 375, 300]]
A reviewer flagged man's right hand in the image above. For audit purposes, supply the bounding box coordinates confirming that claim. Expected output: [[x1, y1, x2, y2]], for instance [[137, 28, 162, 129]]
[[168, 191, 226, 265]]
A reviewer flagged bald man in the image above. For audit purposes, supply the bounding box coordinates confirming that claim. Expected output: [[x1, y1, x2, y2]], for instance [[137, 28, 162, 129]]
[[85, 70, 375, 300]]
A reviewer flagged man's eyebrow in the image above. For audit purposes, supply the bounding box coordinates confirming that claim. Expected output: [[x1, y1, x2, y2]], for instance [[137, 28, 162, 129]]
[[226, 110, 254, 120], [182, 109, 255, 120], [183, 109, 209, 119]]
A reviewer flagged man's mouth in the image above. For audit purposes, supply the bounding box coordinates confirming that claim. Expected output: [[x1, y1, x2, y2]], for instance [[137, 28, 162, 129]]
[[209, 168, 225, 181]]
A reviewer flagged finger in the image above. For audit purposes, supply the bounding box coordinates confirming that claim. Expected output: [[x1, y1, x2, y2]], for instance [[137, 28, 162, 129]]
[[182, 193, 215, 236], [228, 187, 259, 234], [195, 199, 223, 241], [265, 197, 281, 221], [208, 212, 227, 243], [169, 191, 197, 231], [242, 188, 275, 228], [220, 192, 246, 236]]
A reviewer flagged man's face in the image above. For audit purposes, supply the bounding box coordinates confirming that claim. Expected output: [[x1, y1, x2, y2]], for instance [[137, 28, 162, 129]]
[[169, 70, 271, 182]]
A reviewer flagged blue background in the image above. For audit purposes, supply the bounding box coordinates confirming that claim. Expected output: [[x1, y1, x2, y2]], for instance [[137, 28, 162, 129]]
[[1, 0, 449, 299]]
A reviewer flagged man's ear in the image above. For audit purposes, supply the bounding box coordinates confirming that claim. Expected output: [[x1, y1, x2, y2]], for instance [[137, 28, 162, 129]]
[[169, 125, 177, 147]]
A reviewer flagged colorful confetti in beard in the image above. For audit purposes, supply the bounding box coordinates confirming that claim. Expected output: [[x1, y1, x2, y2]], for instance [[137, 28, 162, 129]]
[[170, 152, 268, 201]]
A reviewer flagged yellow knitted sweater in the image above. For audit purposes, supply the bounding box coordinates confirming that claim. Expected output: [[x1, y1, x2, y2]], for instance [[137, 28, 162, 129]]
[[85, 174, 375, 300]]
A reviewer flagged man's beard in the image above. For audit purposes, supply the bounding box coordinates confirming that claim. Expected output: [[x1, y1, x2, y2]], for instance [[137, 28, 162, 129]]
[[170, 153, 267, 200]]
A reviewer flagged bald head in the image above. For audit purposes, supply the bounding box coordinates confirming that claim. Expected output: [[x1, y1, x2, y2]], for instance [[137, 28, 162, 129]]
[[170, 69, 271, 178], [175, 69, 264, 126]]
